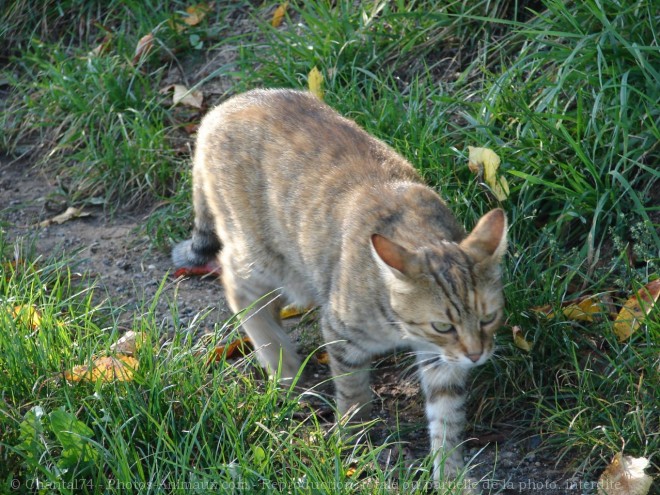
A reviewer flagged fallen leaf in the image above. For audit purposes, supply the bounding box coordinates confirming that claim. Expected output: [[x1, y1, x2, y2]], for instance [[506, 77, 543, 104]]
[[65, 355, 138, 383], [208, 337, 253, 363], [597, 453, 652, 495], [133, 33, 154, 64], [468, 146, 500, 179], [36, 206, 91, 227], [512, 326, 532, 352], [168, 17, 188, 33], [280, 305, 308, 320], [532, 294, 611, 322], [491, 175, 510, 201], [183, 122, 199, 134], [161, 84, 204, 109], [315, 351, 330, 365], [614, 279, 660, 342], [271, 2, 288, 27], [173, 261, 221, 279], [467, 146, 509, 200], [184, 3, 211, 26], [308, 66, 324, 101], [88, 34, 112, 57], [562, 295, 604, 322], [10, 305, 41, 329], [109, 331, 146, 356]]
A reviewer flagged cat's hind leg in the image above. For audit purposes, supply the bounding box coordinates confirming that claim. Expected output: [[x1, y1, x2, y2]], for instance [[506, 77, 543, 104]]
[[222, 261, 302, 380]]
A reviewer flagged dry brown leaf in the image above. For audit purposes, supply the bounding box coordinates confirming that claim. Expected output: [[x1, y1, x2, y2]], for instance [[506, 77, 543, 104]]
[[65, 355, 138, 383], [308, 66, 324, 101], [614, 279, 660, 342], [597, 453, 653, 495], [37, 206, 91, 228], [271, 2, 288, 27], [512, 326, 532, 352], [109, 331, 146, 356], [183, 122, 199, 134], [162, 84, 203, 109], [133, 33, 154, 64], [89, 34, 112, 57], [315, 351, 330, 365]]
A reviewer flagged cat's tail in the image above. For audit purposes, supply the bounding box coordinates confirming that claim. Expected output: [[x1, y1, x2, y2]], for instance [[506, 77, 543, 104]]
[[172, 197, 222, 271]]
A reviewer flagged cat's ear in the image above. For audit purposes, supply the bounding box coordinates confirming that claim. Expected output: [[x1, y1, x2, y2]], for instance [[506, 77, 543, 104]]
[[460, 209, 507, 264], [371, 234, 424, 278]]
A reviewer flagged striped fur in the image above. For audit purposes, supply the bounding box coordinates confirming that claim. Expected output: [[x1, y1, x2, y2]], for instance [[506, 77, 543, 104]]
[[173, 89, 507, 482]]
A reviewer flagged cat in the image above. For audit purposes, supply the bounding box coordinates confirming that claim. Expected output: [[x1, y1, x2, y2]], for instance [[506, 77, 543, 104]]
[[172, 88, 507, 483]]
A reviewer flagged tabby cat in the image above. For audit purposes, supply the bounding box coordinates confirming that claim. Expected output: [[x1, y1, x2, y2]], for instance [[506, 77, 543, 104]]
[[172, 89, 507, 482]]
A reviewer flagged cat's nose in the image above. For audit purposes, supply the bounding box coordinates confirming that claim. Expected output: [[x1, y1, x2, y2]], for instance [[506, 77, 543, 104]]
[[467, 353, 482, 363]]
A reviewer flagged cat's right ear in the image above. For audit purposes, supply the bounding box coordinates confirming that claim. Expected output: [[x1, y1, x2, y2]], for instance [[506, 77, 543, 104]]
[[460, 208, 508, 264], [371, 234, 423, 279]]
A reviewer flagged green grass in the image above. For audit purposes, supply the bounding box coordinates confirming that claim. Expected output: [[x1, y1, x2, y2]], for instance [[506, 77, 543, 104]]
[[2, 0, 659, 492]]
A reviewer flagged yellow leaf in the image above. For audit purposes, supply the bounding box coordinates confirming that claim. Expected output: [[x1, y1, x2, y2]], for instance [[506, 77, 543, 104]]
[[468, 146, 500, 179], [36, 206, 91, 228], [345, 463, 357, 478], [512, 326, 532, 352], [184, 3, 210, 26], [614, 279, 660, 342], [271, 2, 288, 27], [65, 355, 138, 383], [532, 294, 608, 322], [467, 146, 508, 200], [562, 295, 603, 322], [280, 304, 309, 320], [10, 305, 41, 329], [308, 66, 324, 101], [491, 175, 510, 201], [109, 331, 146, 356], [597, 453, 652, 495]]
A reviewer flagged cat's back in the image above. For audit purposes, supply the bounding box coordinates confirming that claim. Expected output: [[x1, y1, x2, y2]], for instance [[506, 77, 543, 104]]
[[196, 89, 418, 185]]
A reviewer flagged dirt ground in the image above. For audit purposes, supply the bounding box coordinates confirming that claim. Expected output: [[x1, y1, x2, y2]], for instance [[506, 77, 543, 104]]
[[0, 153, 585, 494]]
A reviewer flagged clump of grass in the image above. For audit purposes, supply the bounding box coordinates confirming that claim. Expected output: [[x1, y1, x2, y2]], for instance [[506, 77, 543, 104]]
[[0, 231, 452, 494], [2, 1, 249, 208]]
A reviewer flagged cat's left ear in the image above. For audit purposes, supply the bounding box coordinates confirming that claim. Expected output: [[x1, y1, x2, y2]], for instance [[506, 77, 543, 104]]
[[460, 209, 508, 264], [371, 234, 424, 279]]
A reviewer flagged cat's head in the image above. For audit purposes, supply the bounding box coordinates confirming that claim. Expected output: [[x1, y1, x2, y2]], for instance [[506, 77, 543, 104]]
[[371, 209, 507, 368]]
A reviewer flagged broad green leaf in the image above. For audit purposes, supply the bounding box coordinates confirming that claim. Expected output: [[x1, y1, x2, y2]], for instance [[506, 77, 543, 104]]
[[48, 408, 98, 468]]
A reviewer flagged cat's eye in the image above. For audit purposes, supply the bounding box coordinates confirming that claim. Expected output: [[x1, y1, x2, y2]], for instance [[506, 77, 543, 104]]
[[431, 322, 455, 333], [480, 312, 499, 326]]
